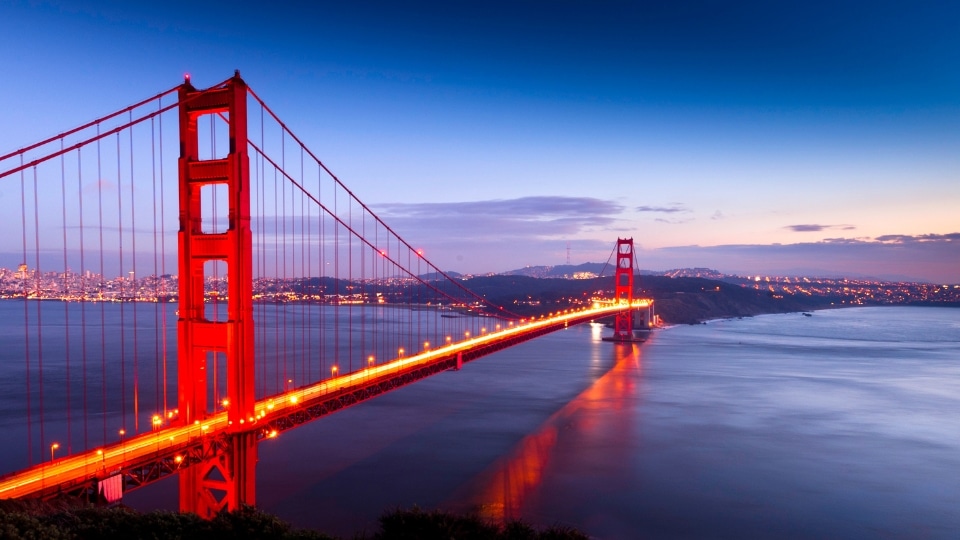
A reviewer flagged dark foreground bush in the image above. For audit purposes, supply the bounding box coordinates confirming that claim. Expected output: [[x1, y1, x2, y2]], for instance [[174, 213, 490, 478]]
[[0, 502, 587, 540], [0, 504, 333, 540], [374, 507, 588, 540]]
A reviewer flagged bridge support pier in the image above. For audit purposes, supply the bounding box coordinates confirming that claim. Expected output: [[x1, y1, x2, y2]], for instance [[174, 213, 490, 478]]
[[180, 433, 258, 518]]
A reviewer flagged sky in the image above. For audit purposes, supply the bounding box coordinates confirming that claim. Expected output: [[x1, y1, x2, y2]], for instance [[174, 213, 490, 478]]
[[1, 0, 958, 282]]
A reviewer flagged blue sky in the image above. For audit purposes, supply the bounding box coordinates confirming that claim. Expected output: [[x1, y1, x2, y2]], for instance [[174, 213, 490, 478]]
[[1, 0, 958, 282]]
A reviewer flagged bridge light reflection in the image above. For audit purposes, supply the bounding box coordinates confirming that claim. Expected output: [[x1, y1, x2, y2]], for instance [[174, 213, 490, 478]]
[[1, 301, 653, 501]]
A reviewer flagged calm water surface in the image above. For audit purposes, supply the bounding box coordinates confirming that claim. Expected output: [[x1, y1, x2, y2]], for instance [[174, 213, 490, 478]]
[[124, 305, 960, 539], [9, 303, 957, 538]]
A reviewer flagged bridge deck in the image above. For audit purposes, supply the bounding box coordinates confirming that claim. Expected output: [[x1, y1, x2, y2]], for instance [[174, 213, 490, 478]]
[[0, 301, 649, 501]]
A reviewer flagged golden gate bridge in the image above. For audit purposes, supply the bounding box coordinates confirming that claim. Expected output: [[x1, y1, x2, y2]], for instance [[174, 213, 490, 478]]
[[0, 72, 651, 516]]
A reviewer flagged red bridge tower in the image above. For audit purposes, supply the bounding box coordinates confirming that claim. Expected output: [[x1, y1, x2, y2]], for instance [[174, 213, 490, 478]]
[[177, 72, 257, 517]]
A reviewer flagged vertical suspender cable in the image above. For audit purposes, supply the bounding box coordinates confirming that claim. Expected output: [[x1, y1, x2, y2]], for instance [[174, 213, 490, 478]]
[[282, 133, 288, 390], [78, 148, 89, 450], [273, 167, 280, 393], [151, 116, 160, 414], [347, 199, 354, 373], [159, 101, 169, 416], [97, 124, 107, 444], [20, 155, 32, 465], [32, 166, 45, 459], [300, 146, 306, 387], [61, 140, 72, 452], [116, 132, 127, 433], [129, 111, 139, 432]]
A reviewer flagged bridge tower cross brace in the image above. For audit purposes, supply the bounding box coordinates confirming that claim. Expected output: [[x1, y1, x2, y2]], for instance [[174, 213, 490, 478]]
[[611, 238, 635, 341], [176, 73, 256, 517]]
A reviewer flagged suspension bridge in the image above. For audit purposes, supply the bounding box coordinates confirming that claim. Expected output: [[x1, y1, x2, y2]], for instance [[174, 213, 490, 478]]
[[0, 72, 652, 516]]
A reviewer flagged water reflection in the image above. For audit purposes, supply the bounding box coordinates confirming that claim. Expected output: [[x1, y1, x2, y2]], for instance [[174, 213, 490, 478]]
[[456, 339, 643, 524]]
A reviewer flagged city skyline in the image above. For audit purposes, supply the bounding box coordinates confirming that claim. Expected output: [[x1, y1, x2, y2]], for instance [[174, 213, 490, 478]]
[[1, 1, 957, 282]]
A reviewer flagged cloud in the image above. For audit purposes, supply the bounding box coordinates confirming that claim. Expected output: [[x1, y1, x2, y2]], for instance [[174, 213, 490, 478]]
[[375, 196, 624, 239], [645, 233, 960, 283], [636, 204, 689, 214], [366, 196, 629, 272], [654, 217, 693, 225], [784, 224, 856, 232], [710, 210, 725, 221], [380, 196, 623, 220], [875, 233, 960, 243]]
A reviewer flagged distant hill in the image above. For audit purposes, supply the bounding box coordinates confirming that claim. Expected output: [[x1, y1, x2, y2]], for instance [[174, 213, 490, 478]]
[[419, 270, 463, 280], [459, 273, 833, 324], [660, 267, 728, 279], [503, 263, 674, 279]]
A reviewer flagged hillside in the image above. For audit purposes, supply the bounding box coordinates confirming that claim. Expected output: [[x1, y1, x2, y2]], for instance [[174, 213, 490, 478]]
[[460, 274, 833, 324]]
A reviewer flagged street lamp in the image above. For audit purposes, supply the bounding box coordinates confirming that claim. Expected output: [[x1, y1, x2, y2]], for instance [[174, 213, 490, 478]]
[[331, 365, 339, 377], [398, 347, 404, 357], [368, 355, 375, 366], [152, 415, 162, 431], [50, 442, 59, 462]]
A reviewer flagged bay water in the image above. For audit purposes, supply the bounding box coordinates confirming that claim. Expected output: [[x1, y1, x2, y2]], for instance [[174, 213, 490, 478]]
[[3, 302, 958, 538]]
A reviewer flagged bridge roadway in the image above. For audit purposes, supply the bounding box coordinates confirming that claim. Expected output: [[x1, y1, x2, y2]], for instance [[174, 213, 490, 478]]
[[0, 301, 649, 501]]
